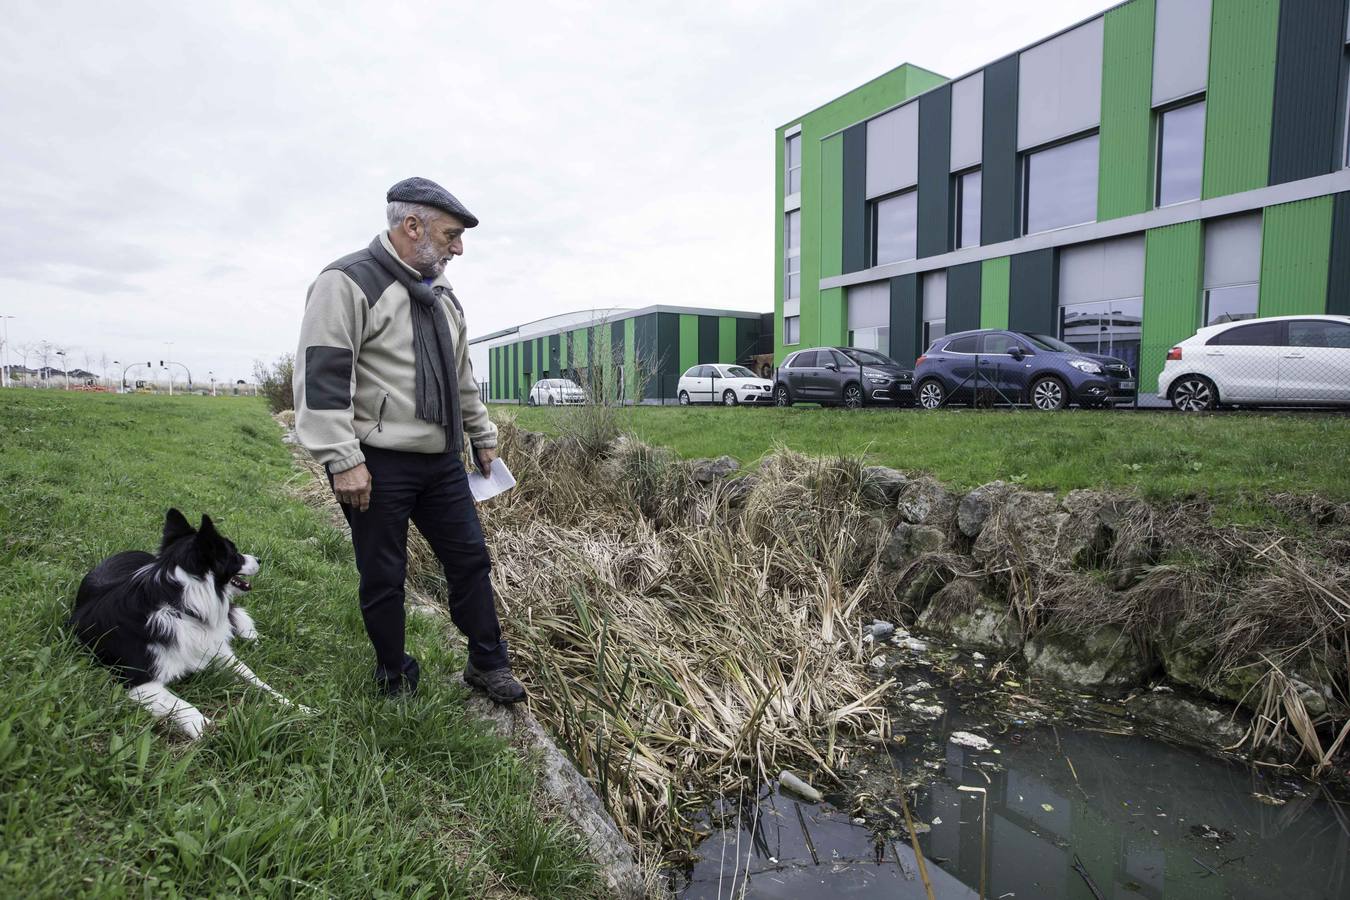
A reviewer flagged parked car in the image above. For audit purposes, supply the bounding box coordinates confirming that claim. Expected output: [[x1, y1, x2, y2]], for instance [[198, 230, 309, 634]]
[[914, 329, 1136, 410], [773, 347, 914, 408], [526, 378, 586, 406], [677, 364, 774, 405], [1159, 315, 1350, 411]]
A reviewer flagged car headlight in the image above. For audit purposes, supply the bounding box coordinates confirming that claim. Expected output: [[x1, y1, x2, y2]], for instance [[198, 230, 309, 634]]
[[867, 375, 889, 384], [1069, 359, 1102, 374]]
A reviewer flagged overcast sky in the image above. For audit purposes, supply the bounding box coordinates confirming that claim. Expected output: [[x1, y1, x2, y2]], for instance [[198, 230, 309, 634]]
[[1, 0, 1105, 383]]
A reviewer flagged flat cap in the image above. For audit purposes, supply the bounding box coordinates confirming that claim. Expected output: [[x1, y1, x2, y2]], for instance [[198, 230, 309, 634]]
[[386, 176, 479, 228]]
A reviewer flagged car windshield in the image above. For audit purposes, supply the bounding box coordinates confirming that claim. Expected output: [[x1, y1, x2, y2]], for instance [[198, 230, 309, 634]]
[[560, 380, 581, 390], [724, 366, 755, 378], [838, 348, 896, 366], [1023, 333, 1079, 354]]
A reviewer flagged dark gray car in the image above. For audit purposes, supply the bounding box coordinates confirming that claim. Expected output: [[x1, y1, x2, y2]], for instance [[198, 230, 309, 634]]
[[773, 346, 914, 408]]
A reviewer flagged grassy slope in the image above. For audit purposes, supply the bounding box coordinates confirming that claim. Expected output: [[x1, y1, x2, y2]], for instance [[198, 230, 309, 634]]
[[0, 393, 596, 899], [506, 405, 1350, 513]]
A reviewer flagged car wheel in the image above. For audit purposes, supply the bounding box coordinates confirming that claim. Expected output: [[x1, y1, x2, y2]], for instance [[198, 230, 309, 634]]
[[548, 395, 556, 406], [679, 390, 691, 406], [774, 385, 793, 407], [527, 395, 537, 407], [1029, 376, 1068, 411], [722, 389, 738, 406], [917, 379, 945, 410], [1170, 376, 1217, 412], [842, 383, 863, 409]]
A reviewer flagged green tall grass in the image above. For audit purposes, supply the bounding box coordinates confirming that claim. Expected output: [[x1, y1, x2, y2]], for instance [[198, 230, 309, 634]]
[[0, 392, 598, 898]]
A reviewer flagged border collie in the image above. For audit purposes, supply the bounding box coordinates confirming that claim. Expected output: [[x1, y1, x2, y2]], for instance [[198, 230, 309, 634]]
[[70, 509, 308, 739]]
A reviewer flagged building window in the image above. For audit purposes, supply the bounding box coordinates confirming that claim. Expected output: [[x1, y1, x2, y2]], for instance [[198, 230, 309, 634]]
[[785, 210, 801, 300], [786, 133, 802, 195], [784, 315, 801, 345], [922, 271, 947, 350], [1059, 298, 1144, 373], [954, 168, 981, 249], [1022, 133, 1099, 235], [872, 190, 917, 265], [848, 327, 890, 353], [1156, 99, 1205, 206], [1204, 284, 1258, 325]]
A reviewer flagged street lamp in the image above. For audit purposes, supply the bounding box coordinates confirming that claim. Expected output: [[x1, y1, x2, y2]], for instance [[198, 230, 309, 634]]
[[55, 350, 70, 390], [0, 315, 14, 388], [207, 370, 216, 397]]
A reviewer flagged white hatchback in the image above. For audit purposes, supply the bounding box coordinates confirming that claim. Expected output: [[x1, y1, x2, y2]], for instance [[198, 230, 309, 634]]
[[1158, 315, 1350, 411], [527, 378, 586, 406], [677, 364, 774, 406]]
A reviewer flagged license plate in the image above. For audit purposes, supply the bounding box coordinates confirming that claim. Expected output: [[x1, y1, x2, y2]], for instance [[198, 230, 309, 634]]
[[899, 384, 913, 390], [1120, 381, 1135, 390]]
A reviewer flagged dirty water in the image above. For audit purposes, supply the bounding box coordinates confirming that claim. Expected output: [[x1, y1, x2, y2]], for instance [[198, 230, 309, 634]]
[[676, 651, 1350, 899]]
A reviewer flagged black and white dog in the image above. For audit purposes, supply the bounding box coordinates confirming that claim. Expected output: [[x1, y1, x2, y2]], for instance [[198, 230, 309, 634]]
[[70, 509, 308, 739]]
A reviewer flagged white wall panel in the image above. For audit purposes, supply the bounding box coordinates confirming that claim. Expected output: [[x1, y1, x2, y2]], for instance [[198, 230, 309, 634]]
[[1204, 213, 1262, 288], [922, 271, 947, 319], [847, 282, 890, 329], [1018, 17, 1104, 150], [949, 73, 984, 172], [1058, 235, 1145, 303], [867, 102, 919, 198], [1153, 0, 1212, 106]]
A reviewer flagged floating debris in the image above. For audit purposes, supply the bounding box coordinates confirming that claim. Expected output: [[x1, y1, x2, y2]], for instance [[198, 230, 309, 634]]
[[779, 770, 823, 803], [903, 681, 934, 694], [949, 731, 993, 751]]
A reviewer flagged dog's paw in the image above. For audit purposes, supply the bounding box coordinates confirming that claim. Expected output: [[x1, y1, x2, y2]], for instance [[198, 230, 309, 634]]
[[229, 606, 260, 641], [175, 710, 212, 740]]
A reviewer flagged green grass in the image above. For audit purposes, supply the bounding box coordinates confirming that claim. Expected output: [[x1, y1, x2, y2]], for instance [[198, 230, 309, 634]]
[[505, 404, 1350, 511], [0, 392, 598, 899]]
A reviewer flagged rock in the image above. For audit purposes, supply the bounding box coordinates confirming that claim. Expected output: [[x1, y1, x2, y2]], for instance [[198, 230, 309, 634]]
[[971, 488, 1067, 567], [870, 655, 887, 670], [689, 455, 740, 484], [880, 522, 948, 572], [1024, 626, 1153, 694], [958, 481, 1016, 538], [949, 731, 992, 751], [1128, 688, 1249, 749], [896, 565, 952, 614], [907, 702, 945, 719], [861, 466, 909, 507], [896, 476, 957, 528], [916, 582, 1022, 654]]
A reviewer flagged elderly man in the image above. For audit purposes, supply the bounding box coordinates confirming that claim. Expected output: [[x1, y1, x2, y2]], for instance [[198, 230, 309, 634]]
[[293, 177, 524, 702]]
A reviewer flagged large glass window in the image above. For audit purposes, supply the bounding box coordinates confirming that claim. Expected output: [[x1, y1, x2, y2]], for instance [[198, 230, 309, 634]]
[[1204, 284, 1258, 325], [1023, 133, 1099, 235], [954, 168, 981, 248], [784, 315, 800, 345], [785, 210, 801, 300], [873, 190, 917, 265], [1289, 319, 1350, 348], [922, 271, 947, 349], [1207, 320, 1282, 346], [848, 327, 890, 353], [1059, 298, 1144, 372], [786, 133, 802, 195], [1156, 100, 1205, 206]]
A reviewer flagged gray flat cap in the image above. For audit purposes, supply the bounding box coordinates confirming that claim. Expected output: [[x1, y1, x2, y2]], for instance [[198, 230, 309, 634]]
[[386, 176, 479, 228]]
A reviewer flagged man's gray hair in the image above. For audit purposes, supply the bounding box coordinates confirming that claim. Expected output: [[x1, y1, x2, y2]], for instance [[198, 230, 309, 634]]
[[386, 200, 443, 230]]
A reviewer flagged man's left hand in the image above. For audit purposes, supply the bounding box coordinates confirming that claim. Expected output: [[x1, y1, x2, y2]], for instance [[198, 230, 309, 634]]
[[475, 446, 497, 476]]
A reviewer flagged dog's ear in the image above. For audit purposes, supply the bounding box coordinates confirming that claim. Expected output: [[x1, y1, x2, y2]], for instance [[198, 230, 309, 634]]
[[161, 508, 195, 550], [198, 514, 217, 536]]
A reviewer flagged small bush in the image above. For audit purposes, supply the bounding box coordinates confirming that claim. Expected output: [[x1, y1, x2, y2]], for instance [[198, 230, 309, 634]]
[[253, 354, 294, 414]]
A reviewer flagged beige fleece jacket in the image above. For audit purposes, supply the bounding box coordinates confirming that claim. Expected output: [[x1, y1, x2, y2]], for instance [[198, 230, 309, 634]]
[[293, 231, 497, 473]]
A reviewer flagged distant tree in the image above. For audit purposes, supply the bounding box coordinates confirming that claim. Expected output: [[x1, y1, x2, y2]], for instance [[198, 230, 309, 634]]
[[253, 354, 294, 413]]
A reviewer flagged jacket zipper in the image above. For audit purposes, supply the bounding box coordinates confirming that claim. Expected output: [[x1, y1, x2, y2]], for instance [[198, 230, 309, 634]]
[[362, 392, 389, 440]]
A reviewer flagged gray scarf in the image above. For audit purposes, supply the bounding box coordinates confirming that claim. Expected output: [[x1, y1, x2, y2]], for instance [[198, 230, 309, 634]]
[[368, 237, 463, 456]]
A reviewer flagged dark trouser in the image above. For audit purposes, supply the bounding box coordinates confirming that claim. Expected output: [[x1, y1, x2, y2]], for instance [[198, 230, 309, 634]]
[[334, 445, 509, 693]]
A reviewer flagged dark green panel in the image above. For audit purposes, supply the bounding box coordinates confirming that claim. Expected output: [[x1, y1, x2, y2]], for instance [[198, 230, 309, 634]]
[[1008, 249, 1058, 334], [611, 321, 625, 369], [656, 312, 680, 402], [947, 261, 983, 333], [917, 84, 952, 259], [697, 315, 719, 362], [1269, 0, 1346, 185], [510, 342, 518, 399], [888, 274, 922, 367], [634, 313, 658, 398], [736, 317, 757, 365], [1330, 192, 1350, 317], [549, 334, 560, 377], [981, 56, 1020, 245], [842, 123, 869, 273]]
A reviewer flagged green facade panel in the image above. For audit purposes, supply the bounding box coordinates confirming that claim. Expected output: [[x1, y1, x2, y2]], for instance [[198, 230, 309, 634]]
[[820, 134, 844, 280], [1259, 196, 1334, 318], [1097, 0, 1155, 220], [718, 317, 736, 364], [980, 257, 1010, 329], [1202, 0, 1279, 200], [624, 317, 637, 400], [1141, 221, 1203, 393], [678, 313, 698, 374], [819, 287, 845, 347]]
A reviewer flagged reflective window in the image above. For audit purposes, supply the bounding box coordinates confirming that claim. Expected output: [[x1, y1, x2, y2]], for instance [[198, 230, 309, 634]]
[[784, 316, 801, 345], [1207, 321, 1282, 346], [1288, 320, 1350, 349], [923, 320, 946, 348], [785, 210, 801, 300], [1204, 284, 1258, 326], [873, 190, 917, 265], [981, 332, 1022, 354], [847, 328, 891, 354], [1023, 134, 1099, 235], [955, 169, 982, 248], [1157, 100, 1205, 206], [1059, 298, 1143, 371], [725, 366, 756, 378], [944, 335, 980, 353], [786, 134, 802, 195]]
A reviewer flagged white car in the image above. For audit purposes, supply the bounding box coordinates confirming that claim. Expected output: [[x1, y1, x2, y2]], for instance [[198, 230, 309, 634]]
[[527, 378, 586, 406], [1158, 315, 1350, 411], [677, 364, 774, 406]]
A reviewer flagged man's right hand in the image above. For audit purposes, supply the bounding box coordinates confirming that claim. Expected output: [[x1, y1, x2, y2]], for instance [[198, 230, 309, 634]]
[[333, 463, 373, 512]]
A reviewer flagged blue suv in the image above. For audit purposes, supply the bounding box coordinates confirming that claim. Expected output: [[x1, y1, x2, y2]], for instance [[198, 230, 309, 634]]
[[913, 329, 1136, 410]]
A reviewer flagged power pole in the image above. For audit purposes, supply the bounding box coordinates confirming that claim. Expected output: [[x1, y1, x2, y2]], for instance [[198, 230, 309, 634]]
[[0, 316, 14, 387]]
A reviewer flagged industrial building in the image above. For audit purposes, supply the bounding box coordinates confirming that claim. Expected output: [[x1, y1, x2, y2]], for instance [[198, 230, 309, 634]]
[[776, 0, 1350, 392]]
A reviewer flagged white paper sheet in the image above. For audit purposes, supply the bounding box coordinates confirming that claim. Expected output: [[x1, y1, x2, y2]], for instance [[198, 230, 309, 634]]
[[467, 458, 516, 503]]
